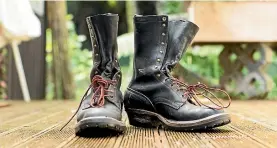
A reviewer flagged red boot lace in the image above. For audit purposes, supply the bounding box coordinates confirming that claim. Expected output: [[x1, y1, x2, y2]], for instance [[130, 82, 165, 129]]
[[90, 75, 116, 107], [171, 77, 231, 110], [60, 75, 116, 130]]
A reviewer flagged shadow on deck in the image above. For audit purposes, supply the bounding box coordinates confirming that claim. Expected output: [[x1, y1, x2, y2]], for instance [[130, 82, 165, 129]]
[[0, 100, 277, 148]]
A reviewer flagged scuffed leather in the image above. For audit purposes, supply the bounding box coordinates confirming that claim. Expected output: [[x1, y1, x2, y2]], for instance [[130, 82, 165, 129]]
[[125, 15, 224, 122], [133, 15, 168, 77], [77, 13, 123, 122], [77, 72, 123, 122], [162, 20, 199, 71], [87, 13, 121, 80]]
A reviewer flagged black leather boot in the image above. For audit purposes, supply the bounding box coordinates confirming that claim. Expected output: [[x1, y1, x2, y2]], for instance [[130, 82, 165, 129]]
[[62, 14, 126, 136], [124, 15, 231, 131]]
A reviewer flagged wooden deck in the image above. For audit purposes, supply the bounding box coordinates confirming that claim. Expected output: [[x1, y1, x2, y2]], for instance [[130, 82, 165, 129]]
[[0, 100, 277, 148]]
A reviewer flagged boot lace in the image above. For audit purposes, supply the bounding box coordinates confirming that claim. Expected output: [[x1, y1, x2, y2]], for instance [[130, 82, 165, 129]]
[[89, 75, 116, 107], [60, 75, 116, 130], [165, 68, 231, 110]]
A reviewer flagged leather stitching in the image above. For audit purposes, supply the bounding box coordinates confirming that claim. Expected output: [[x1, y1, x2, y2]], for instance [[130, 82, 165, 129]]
[[152, 97, 183, 109], [126, 88, 157, 111]]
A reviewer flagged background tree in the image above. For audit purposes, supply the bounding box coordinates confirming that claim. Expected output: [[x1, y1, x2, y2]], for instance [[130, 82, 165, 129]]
[[46, 1, 75, 99], [135, 1, 158, 15]]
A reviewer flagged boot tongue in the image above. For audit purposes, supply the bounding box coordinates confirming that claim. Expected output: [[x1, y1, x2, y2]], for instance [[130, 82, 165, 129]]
[[99, 61, 114, 80], [101, 71, 112, 80], [162, 21, 199, 71], [162, 64, 174, 78]]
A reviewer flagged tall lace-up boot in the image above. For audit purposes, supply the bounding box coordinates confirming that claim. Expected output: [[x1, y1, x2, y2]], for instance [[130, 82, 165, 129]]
[[124, 15, 231, 131], [62, 14, 126, 136]]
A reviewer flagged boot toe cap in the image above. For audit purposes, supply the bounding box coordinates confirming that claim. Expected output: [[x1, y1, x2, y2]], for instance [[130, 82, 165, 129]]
[[77, 104, 122, 122], [167, 103, 227, 121], [187, 106, 227, 122], [200, 107, 225, 118]]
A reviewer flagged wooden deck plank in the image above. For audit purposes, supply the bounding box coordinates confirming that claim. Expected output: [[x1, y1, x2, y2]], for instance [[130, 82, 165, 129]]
[[0, 101, 76, 148], [0, 111, 67, 147], [0, 104, 63, 133], [0, 101, 56, 122], [229, 115, 277, 146], [229, 101, 277, 130], [15, 122, 75, 148], [0, 100, 277, 148], [165, 130, 214, 148]]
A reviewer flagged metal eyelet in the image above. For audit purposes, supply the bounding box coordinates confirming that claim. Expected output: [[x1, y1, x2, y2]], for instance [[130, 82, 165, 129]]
[[160, 50, 163, 54], [95, 53, 99, 56], [161, 42, 165, 45], [157, 58, 161, 62], [155, 66, 158, 69], [94, 44, 97, 47], [162, 33, 165, 36], [162, 24, 166, 27], [156, 73, 161, 77], [162, 17, 166, 21]]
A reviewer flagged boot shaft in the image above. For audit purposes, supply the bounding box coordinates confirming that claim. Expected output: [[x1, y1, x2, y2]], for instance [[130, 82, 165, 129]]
[[163, 20, 199, 71], [124, 15, 231, 131], [86, 13, 120, 79], [133, 15, 168, 77], [132, 15, 199, 78]]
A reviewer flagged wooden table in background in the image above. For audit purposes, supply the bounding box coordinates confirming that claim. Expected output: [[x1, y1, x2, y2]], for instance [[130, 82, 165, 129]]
[[188, 2, 277, 98]]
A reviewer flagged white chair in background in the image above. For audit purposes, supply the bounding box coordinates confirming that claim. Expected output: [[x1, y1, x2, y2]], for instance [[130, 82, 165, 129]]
[[0, 0, 41, 102]]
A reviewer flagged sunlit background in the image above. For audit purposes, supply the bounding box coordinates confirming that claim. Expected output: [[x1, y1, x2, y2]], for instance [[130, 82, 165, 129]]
[[1, 1, 277, 101]]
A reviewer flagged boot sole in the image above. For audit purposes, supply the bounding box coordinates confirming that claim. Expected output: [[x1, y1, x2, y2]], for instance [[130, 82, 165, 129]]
[[126, 108, 231, 131], [75, 117, 126, 136]]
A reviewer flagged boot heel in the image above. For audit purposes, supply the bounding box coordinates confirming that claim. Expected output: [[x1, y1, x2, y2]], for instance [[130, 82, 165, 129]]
[[126, 109, 160, 128]]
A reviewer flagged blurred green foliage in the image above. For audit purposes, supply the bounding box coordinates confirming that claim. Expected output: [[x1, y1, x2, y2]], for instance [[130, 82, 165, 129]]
[[182, 46, 277, 99], [180, 46, 224, 85], [107, 0, 117, 7], [46, 14, 92, 100], [160, 1, 183, 14], [0, 49, 7, 100]]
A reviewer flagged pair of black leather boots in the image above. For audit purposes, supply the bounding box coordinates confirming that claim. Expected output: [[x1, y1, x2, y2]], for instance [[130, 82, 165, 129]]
[[72, 13, 231, 135]]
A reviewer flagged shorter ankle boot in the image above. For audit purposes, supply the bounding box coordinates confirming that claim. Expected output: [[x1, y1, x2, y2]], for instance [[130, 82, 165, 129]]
[[62, 14, 126, 136], [124, 15, 231, 131]]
